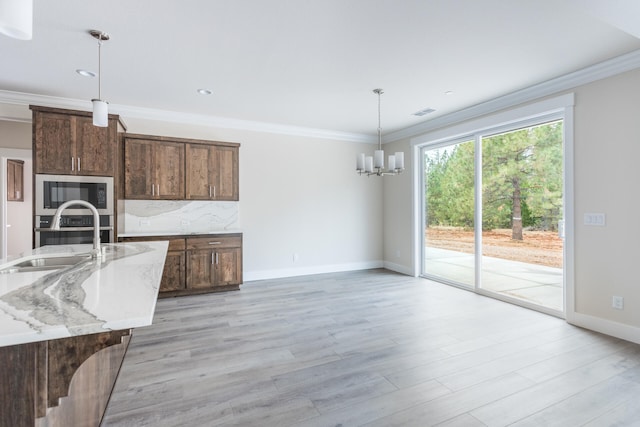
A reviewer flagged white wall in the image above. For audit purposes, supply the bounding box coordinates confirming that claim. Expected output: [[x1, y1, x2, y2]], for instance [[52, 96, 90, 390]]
[[3, 156, 33, 257], [0, 121, 32, 259], [570, 69, 640, 337], [382, 138, 414, 275], [119, 117, 384, 281], [382, 69, 640, 343]]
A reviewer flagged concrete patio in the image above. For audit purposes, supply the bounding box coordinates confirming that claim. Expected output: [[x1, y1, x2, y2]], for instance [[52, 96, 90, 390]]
[[424, 246, 563, 312]]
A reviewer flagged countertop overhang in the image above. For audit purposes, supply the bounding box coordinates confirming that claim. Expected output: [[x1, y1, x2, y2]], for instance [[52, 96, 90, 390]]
[[117, 229, 242, 238], [0, 241, 168, 347]]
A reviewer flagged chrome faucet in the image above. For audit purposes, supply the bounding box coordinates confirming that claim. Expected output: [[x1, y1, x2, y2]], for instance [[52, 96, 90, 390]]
[[50, 200, 102, 258]]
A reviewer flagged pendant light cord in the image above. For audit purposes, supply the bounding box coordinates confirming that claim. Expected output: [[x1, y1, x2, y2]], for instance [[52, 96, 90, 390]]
[[97, 38, 102, 100]]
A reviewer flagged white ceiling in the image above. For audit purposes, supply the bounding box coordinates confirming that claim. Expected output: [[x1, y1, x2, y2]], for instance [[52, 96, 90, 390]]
[[1, 0, 640, 139]]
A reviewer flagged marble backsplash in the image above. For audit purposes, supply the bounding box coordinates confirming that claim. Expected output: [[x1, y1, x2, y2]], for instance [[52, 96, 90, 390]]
[[122, 200, 239, 234]]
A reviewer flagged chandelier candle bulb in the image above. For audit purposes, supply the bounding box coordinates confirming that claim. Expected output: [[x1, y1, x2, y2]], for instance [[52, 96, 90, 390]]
[[374, 150, 384, 169], [388, 155, 396, 171], [395, 152, 404, 170], [365, 156, 374, 173], [357, 153, 365, 171]]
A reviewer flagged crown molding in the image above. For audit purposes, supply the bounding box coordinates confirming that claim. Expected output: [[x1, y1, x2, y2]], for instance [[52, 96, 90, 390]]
[[0, 90, 375, 144], [3, 49, 640, 144], [113, 104, 375, 143], [385, 48, 640, 142]]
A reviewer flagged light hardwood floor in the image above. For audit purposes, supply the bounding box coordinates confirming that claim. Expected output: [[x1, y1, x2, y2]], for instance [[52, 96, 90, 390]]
[[102, 269, 640, 426]]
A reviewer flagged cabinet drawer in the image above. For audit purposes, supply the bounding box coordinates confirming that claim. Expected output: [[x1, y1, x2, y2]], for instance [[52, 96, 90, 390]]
[[186, 236, 241, 250]]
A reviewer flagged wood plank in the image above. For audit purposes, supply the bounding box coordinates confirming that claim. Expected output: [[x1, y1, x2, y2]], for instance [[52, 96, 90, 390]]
[[101, 270, 640, 426]]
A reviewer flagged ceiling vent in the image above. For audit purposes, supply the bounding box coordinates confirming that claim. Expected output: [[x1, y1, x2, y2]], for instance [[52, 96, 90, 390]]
[[413, 107, 436, 117]]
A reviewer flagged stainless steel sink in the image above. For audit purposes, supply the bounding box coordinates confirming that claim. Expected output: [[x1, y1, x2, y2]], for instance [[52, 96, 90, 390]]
[[0, 254, 92, 274]]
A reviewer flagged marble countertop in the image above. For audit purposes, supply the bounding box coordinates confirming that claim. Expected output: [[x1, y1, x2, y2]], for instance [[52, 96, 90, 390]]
[[0, 241, 168, 347], [117, 229, 242, 238]]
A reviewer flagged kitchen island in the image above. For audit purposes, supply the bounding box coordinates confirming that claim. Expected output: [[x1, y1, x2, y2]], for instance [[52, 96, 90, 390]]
[[0, 241, 168, 427]]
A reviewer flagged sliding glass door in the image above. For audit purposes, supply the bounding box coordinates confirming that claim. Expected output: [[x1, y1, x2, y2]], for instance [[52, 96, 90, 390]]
[[423, 140, 475, 288], [421, 119, 565, 314], [480, 121, 564, 311]]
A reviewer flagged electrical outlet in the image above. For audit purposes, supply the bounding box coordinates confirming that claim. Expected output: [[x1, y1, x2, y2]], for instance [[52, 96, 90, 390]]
[[584, 213, 606, 226], [612, 295, 624, 310], [139, 220, 150, 226], [293, 253, 299, 263]]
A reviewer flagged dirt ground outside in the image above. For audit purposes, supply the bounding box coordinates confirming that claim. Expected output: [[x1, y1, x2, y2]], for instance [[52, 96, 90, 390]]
[[426, 226, 563, 268]]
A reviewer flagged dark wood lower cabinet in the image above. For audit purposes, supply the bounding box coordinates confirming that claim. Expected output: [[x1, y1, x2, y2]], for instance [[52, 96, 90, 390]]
[[161, 251, 186, 292], [119, 233, 242, 297], [0, 330, 131, 427]]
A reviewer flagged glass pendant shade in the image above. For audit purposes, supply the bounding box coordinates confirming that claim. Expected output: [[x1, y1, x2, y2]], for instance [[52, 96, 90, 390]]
[[0, 0, 33, 40], [92, 99, 108, 127]]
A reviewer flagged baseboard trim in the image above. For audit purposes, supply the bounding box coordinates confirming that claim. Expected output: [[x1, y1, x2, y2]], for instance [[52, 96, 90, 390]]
[[383, 261, 414, 276], [244, 261, 384, 282], [567, 311, 640, 345]]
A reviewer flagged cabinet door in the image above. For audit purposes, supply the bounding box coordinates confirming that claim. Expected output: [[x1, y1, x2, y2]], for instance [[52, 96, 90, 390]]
[[185, 143, 215, 200], [74, 116, 115, 176], [7, 159, 24, 201], [154, 141, 185, 199], [160, 251, 186, 292], [124, 139, 154, 199], [213, 145, 239, 200], [186, 250, 215, 289], [34, 112, 74, 174], [215, 247, 242, 285]]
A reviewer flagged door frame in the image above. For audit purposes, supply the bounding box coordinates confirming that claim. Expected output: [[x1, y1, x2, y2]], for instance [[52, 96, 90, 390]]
[[411, 94, 575, 318]]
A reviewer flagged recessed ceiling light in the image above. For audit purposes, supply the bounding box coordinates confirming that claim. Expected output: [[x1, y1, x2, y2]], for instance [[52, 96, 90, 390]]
[[197, 88, 213, 95], [413, 107, 436, 117], [76, 69, 96, 78]]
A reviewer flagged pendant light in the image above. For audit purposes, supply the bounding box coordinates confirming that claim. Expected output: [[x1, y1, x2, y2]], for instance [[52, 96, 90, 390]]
[[0, 0, 32, 40], [356, 89, 405, 176], [90, 30, 109, 127]]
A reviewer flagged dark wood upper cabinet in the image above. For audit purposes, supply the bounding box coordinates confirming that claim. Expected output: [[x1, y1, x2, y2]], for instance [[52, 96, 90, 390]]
[[31, 106, 121, 176], [185, 143, 239, 201], [124, 133, 239, 201], [6, 159, 24, 201], [124, 137, 185, 199]]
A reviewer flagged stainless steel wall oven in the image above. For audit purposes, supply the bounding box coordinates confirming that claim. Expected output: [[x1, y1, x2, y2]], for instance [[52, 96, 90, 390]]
[[34, 175, 114, 247]]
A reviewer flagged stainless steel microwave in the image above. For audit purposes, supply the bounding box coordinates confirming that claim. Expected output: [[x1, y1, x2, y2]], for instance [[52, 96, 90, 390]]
[[35, 174, 114, 216]]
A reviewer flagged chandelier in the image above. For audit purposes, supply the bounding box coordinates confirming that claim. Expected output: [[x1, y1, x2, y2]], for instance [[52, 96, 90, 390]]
[[356, 88, 404, 176]]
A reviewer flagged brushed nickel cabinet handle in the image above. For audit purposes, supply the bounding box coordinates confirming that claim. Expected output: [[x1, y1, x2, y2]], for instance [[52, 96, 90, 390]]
[[71, 157, 74, 172], [215, 253, 219, 264], [152, 184, 155, 196], [77, 157, 81, 172], [211, 253, 214, 264], [208, 241, 222, 245], [213, 186, 216, 198], [209, 185, 212, 198]]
